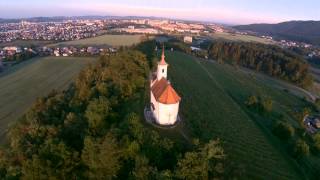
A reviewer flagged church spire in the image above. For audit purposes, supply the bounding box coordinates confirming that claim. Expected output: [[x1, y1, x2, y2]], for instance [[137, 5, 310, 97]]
[[157, 44, 168, 80], [160, 44, 167, 65]]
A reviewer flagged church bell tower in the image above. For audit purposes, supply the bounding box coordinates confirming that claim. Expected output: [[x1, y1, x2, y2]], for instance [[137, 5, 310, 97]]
[[157, 45, 168, 80]]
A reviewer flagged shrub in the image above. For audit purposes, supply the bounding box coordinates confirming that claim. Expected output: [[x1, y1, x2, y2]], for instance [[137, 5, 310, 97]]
[[315, 99, 320, 109], [313, 133, 320, 153], [292, 139, 310, 159], [245, 95, 258, 107], [272, 121, 295, 141], [261, 97, 273, 112]]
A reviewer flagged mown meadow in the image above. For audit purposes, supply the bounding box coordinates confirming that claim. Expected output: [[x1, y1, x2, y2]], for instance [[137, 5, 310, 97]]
[[0, 56, 96, 143], [165, 51, 313, 179]]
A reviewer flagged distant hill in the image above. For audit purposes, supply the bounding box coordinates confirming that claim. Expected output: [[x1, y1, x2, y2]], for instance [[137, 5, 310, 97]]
[[0, 16, 118, 23], [234, 21, 320, 45], [0, 16, 68, 23], [0, 15, 174, 24]]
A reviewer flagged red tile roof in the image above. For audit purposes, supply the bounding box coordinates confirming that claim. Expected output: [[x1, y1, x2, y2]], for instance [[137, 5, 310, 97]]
[[151, 77, 181, 104]]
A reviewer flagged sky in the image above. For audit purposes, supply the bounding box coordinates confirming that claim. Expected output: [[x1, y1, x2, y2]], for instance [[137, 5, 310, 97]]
[[0, 0, 319, 25]]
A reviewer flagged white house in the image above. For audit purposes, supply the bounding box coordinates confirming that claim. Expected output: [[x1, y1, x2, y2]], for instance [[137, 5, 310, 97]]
[[183, 36, 193, 43], [150, 46, 181, 125], [53, 49, 60, 56]]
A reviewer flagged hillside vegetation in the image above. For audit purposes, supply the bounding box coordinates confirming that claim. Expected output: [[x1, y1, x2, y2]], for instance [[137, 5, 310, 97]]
[[0, 40, 318, 179], [166, 51, 312, 179], [207, 41, 313, 88], [234, 21, 320, 45], [168, 50, 320, 179], [167, 40, 313, 88], [0, 46, 228, 179]]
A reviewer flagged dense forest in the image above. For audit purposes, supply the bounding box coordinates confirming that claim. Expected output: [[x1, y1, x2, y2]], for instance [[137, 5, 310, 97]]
[[207, 41, 313, 88], [0, 41, 228, 179]]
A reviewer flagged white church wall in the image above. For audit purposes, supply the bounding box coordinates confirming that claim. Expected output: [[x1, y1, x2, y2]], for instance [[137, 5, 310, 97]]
[[150, 92, 160, 120], [157, 102, 180, 125]]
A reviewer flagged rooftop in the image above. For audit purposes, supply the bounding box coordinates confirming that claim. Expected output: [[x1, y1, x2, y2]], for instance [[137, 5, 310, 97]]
[[151, 77, 180, 104]]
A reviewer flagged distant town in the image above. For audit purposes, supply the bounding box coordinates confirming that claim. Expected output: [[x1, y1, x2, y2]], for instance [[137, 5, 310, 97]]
[[0, 17, 320, 71]]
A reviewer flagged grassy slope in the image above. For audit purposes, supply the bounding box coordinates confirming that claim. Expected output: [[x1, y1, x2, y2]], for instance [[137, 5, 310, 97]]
[[49, 34, 144, 47], [309, 67, 320, 97], [0, 56, 96, 142], [211, 32, 275, 44], [165, 51, 306, 179]]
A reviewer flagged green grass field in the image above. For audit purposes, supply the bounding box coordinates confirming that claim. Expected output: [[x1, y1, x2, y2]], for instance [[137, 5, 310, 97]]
[[49, 34, 145, 47], [211, 32, 275, 44], [0, 56, 96, 142], [164, 51, 311, 179]]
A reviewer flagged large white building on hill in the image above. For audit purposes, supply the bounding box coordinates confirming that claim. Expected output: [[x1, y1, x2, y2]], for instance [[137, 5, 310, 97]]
[[150, 46, 181, 125]]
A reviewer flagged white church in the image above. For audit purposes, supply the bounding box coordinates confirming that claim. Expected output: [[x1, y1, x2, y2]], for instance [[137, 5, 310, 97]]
[[150, 46, 181, 125]]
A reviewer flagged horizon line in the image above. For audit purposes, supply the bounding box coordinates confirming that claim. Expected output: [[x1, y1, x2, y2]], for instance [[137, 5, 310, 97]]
[[0, 14, 318, 26]]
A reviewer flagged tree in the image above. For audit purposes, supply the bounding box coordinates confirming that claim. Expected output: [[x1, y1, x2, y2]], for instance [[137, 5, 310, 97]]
[[131, 155, 157, 179], [175, 140, 225, 179], [245, 95, 258, 107], [81, 135, 121, 179], [256, 61, 263, 72], [302, 108, 311, 117], [85, 96, 110, 135], [156, 170, 173, 179], [272, 121, 295, 141], [261, 97, 273, 112], [315, 99, 320, 109], [21, 139, 80, 179], [300, 107, 311, 126], [60, 112, 87, 150], [313, 134, 320, 153], [0, 150, 9, 179], [292, 139, 310, 159]]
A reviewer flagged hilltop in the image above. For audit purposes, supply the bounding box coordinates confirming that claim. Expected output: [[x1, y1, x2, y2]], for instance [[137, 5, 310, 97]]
[[0, 41, 319, 179]]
